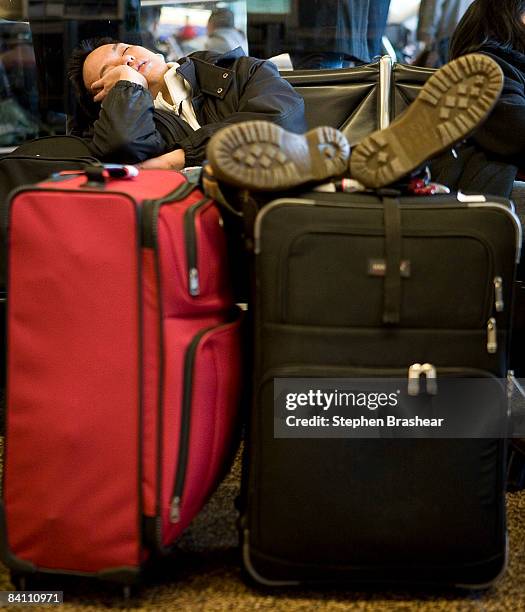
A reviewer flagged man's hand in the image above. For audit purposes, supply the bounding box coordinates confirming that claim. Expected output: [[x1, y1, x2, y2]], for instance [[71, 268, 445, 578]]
[[91, 65, 148, 103], [138, 149, 186, 170]]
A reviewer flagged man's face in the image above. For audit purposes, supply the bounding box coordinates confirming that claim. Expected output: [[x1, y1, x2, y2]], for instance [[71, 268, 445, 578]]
[[82, 43, 167, 95]]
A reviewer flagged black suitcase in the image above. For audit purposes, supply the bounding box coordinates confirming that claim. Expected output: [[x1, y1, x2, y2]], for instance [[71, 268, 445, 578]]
[[240, 191, 520, 589]]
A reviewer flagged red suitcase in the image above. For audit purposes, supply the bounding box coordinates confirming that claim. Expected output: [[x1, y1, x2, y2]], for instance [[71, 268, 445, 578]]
[[0, 167, 242, 582]]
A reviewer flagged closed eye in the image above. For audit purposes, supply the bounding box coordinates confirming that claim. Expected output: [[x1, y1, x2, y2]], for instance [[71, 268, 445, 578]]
[[99, 44, 130, 79]]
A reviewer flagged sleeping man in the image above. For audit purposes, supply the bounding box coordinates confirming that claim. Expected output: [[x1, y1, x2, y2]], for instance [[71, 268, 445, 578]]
[[68, 39, 307, 169]]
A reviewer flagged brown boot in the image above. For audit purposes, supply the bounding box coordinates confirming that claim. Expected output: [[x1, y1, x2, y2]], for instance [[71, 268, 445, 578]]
[[206, 122, 350, 191], [349, 53, 504, 188]]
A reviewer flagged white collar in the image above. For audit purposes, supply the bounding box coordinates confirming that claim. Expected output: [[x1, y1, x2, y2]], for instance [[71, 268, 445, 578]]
[[155, 62, 191, 110]]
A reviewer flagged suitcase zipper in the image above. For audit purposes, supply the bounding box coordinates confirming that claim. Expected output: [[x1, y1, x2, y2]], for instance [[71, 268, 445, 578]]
[[407, 363, 437, 396], [169, 325, 215, 524], [261, 363, 502, 421], [184, 199, 210, 297], [487, 317, 498, 354], [263, 363, 502, 404], [140, 178, 199, 548], [141, 181, 196, 248], [484, 276, 504, 355], [143, 186, 209, 297], [494, 276, 504, 312]]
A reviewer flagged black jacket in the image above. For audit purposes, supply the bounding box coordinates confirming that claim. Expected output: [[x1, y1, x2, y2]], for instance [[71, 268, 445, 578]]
[[74, 48, 307, 166], [431, 40, 525, 197], [472, 41, 525, 167]]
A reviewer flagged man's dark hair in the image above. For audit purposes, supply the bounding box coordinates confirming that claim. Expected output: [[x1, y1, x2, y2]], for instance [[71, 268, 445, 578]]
[[208, 8, 235, 30], [67, 37, 117, 123], [450, 0, 525, 59]]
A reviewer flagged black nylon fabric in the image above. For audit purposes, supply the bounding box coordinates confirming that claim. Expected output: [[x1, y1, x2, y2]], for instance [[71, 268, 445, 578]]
[[282, 59, 381, 146], [242, 193, 516, 587], [382, 197, 402, 325]]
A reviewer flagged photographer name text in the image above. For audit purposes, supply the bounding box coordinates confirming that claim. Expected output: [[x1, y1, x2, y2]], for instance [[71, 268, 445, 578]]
[[285, 415, 445, 428]]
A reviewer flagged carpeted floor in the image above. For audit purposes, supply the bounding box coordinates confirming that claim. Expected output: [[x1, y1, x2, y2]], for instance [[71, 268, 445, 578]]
[[1, 445, 525, 611]]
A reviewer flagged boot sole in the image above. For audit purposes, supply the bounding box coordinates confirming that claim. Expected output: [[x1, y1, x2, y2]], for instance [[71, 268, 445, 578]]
[[206, 122, 350, 191], [349, 53, 504, 189]]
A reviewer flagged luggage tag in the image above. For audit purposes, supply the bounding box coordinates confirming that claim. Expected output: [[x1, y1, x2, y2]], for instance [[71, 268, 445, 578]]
[[84, 164, 139, 186], [101, 164, 139, 179], [50, 164, 139, 185]]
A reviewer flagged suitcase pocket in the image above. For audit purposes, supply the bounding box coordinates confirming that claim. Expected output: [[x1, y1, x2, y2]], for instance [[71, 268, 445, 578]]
[[260, 363, 507, 435], [158, 199, 232, 316], [250, 364, 506, 572], [162, 311, 243, 546], [261, 321, 508, 373], [276, 228, 502, 328]]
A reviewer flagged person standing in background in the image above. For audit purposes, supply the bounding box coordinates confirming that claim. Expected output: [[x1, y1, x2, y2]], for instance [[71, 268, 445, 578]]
[[287, 0, 392, 70], [417, 0, 474, 66], [205, 8, 249, 55], [178, 16, 198, 42], [139, 5, 184, 62], [367, 0, 392, 61], [429, 0, 525, 198]]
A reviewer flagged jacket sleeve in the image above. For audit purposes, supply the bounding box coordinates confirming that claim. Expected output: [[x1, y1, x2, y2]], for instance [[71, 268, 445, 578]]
[[472, 59, 525, 168], [86, 81, 168, 164], [177, 60, 307, 167]]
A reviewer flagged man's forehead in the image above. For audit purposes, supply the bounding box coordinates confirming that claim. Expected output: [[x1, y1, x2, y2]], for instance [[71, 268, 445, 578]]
[[88, 43, 119, 65], [83, 43, 120, 86]]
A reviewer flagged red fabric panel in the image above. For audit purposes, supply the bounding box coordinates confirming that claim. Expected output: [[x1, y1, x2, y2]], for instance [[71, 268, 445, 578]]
[[153, 187, 241, 548], [5, 169, 243, 568], [141, 249, 160, 517], [159, 316, 221, 540], [157, 201, 232, 317], [194, 204, 233, 301], [5, 191, 142, 572], [39, 169, 186, 202], [160, 316, 242, 545]]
